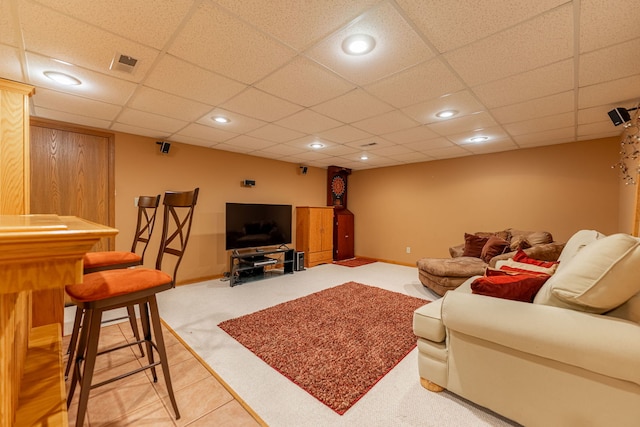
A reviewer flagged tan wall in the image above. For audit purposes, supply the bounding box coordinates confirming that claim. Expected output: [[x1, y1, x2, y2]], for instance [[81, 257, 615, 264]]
[[114, 132, 326, 283], [349, 137, 623, 265], [114, 132, 630, 280]]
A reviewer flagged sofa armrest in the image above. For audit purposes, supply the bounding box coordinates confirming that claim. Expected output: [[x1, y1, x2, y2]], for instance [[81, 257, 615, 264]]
[[489, 242, 565, 267], [441, 291, 640, 385]]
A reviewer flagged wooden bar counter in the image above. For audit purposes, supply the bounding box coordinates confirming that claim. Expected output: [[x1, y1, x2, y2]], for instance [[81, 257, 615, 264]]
[[0, 215, 117, 426]]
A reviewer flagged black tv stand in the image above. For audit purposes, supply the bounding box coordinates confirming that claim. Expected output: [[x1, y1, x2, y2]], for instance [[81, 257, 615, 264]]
[[229, 247, 294, 287]]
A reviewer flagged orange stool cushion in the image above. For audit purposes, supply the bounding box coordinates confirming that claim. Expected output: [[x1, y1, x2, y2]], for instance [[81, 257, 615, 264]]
[[66, 268, 172, 302], [83, 251, 142, 269]]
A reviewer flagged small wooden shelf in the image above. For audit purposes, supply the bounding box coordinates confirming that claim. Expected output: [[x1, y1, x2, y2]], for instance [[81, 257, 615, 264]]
[[15, 323, 68, 427]]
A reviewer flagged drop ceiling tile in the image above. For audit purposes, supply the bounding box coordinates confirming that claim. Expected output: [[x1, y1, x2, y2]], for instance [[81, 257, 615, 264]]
[[578, 75, 640, 109], [20, 1, 159, 82], [256, 57, 354, 107], [386, 151, 435, 163], [462, 139, 519, 155], [110, 122, 168, 139], [428, 112, 497, 136], [339, 152, 400, 167], [578, 105, 620, 125], [144, 55, 247, 106], [447, 126, 512, 146], [32, 106, 112, 129], [289, 150, 332, 162], [305, 2, 435, 85], [316, 125, 372, 143], [514, 127, 576, 147], [404, 137, 454, 152], [352, 110, 418, 135], [473, 59, 574, 108], [171, 134, 219, 148], [176, 123, 238, 143], [444, 4, 573, 86], [246, 124, 305, 143], [214, 0, 379, 50], [306, 157, 345, 168], [255, 144, 306, 156], [130, 86, 212, 122], [223, 135, 277, 151], [311, 89, 393, 123], [580, 38, 640, 87], [423, 145, 472, 160], [577, 122, 621, 138], [32, 0, 195, 49], [504, 112, 575, 136], [364, 58, 465, 108], [283, 135, 334, 150], [116, 108, 188, 134], [368, 144, 414, 156], [275, 109, 342, 133], [168, 1, 295, 84], [344, 136, 395, 150], [396, 0, 567, 53], [0, 0, 19, 47], [26, 52, 138, 104], [321, 144, 360, 157], [382, 125, 440, 144], [196, 108, 267, 133], [32, 87, 121, 120], [221, 88, 303, 122], [211, 142, 253, 154], [0, 45, 25, 82], [402, 90, 485, 124], [490, 91, 575, 124], [580, 0, 640, 52]]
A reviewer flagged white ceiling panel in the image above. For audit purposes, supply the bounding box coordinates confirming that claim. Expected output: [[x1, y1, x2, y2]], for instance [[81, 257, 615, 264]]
[[7, 0, 638, 170]]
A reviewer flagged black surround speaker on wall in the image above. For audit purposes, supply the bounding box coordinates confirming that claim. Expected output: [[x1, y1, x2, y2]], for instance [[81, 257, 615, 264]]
[[295, 251, 305, 271], [156, 141, 171, 153], [608, 108, 631, 126]]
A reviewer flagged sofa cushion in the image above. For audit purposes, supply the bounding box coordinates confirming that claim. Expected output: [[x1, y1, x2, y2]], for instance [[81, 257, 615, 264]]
[[417, 257, 487, 277], [555, 229, 605, 272], [471, 271, 550, 303], [513, 250, 559, 268], [534, 233, 640, 313], [495, 259, 558, 275], [462, 233, 489, 257], [481, 236, 510, 262]]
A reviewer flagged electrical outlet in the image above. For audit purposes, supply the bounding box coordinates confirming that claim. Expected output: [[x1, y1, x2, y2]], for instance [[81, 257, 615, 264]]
[[406, 246, 411, 254]]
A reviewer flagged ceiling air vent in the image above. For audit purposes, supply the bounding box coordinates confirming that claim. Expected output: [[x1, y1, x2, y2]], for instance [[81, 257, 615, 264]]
[[360, 142, 377, 147], [109, 53, 138, 74]]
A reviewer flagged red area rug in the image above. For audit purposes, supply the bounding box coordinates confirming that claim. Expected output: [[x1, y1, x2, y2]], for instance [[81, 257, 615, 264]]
[[333, 257, 377, 267], [218, 282, 428, 414]]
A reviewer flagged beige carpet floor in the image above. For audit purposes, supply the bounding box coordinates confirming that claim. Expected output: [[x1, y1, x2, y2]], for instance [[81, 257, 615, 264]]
[[156, 262, 520, 427]]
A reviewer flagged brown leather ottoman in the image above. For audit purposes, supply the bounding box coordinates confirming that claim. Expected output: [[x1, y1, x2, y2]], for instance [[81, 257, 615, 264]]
[[417, 257, 487, 296]]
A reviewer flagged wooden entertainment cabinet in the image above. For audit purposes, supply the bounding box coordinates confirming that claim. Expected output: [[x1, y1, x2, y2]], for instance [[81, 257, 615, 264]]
[[296, 206, 334, 268]]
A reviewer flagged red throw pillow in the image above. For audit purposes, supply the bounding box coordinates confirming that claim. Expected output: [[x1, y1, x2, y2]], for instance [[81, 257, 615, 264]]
[[513, 250, 559, 268], [480, 236, 510, 263], [471, 273, 550, 303], [462, 233, 489, 258]]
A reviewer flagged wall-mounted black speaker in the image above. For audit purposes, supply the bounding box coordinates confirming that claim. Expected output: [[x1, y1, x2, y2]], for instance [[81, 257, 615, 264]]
[[157, 141, 171, 153], [608, 108, 631, 126], [300, 166, 308, 175]]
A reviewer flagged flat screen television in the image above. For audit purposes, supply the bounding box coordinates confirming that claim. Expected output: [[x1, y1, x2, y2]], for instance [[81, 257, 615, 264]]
[[225, 203, 292, 250]]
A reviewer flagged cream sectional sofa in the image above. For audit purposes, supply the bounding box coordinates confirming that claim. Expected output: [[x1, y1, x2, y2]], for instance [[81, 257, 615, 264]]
[[413, 230, 640, 426]]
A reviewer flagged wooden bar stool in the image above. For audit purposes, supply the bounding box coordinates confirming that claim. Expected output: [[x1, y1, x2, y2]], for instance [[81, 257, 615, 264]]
[[66, 188, 198, 426], [65, 194, 161, 379]]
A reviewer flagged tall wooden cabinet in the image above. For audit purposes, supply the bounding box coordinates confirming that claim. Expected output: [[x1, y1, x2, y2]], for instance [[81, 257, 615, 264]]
[[296, 206, 334, 268]]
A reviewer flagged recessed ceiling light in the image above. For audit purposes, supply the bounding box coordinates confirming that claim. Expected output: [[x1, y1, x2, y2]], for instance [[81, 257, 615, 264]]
[[360, 154, 369, 160], [436, 110, 458, 118], [213, 116, 230, 124], [43, 71, 81, 86], [310, 142, 325, 149], [469, 136, 489, 143], [342, 34, 376, 56]]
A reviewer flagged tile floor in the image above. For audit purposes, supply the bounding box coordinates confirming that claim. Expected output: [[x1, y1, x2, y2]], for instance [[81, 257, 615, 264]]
[[63, 318, 264, 426]]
